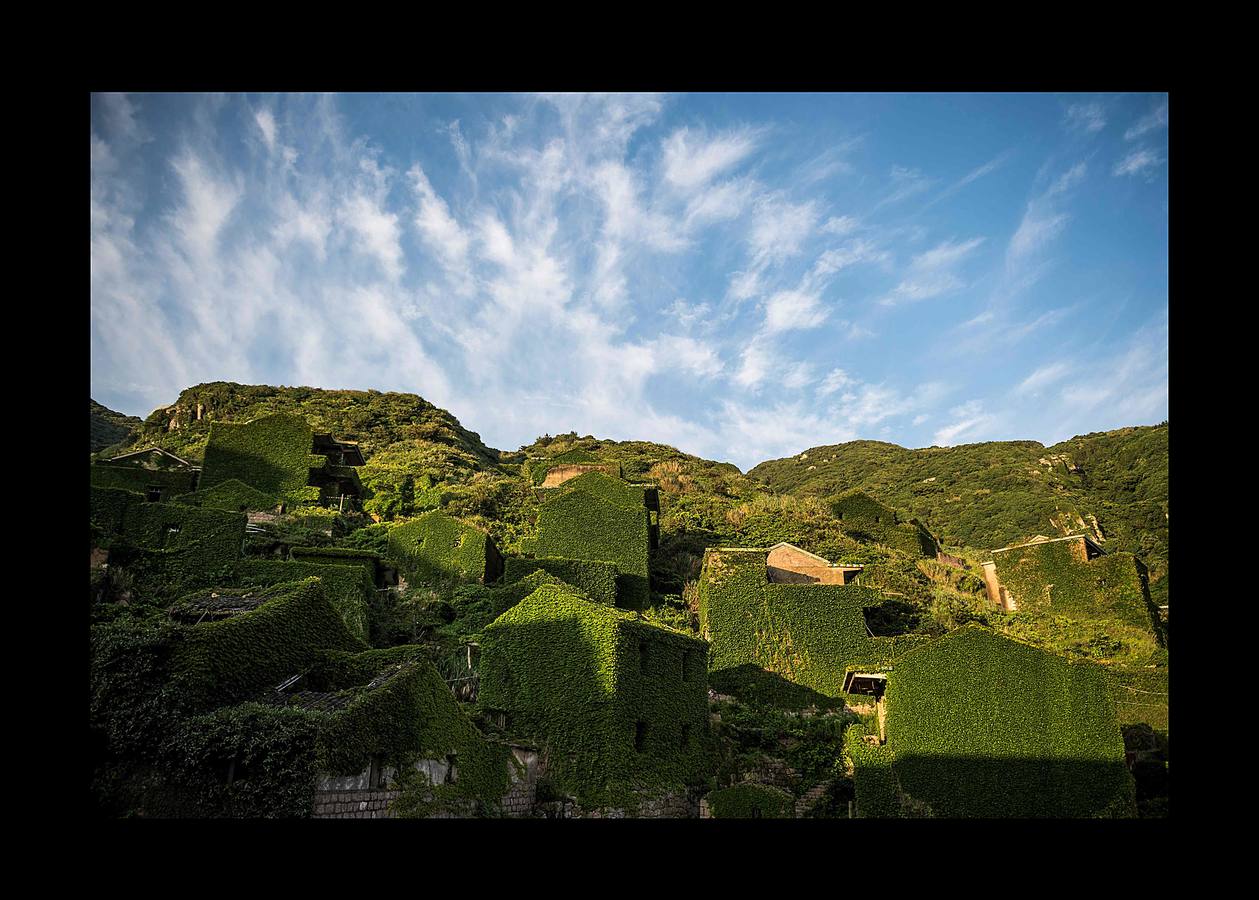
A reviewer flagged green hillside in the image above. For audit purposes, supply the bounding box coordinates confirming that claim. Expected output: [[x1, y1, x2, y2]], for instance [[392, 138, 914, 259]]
[[91, 399, 141, 454], [748, 424, 1168, 605], [91, 384, 1168, 819]]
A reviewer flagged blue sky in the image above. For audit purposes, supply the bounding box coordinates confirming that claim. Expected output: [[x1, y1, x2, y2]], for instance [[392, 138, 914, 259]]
[[90, 92, 1168, 470]]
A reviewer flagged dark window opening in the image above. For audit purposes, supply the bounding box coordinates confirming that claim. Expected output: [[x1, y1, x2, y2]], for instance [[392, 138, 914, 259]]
[[369, 755, 386, 789], [682, 650, 697, 681], [639, 641, 650, 674], [680, 724, 691, 749], [146, 486, 162, 502], [634, 721, 648, 752], [445, 753, 459, 784]]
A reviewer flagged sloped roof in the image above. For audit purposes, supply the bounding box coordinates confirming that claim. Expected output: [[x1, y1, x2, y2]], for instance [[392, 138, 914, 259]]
[[767, 541, 831, 566], [991, 533, 1104, 557], [109, 446, 199, 469]]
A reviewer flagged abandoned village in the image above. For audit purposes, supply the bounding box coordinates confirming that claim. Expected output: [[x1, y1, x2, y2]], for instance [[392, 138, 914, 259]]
[[89, 387, 1169, 819]]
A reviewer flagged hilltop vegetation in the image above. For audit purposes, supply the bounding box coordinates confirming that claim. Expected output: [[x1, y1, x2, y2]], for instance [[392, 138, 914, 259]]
[[91, 399, 142, 454], [90, 385, 1168, 818], [749, 425, 1168, 605]]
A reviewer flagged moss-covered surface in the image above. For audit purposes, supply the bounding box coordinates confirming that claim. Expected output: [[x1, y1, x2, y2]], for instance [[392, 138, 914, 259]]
[[199, 412, 324, 506], [501, 556, 619, 606], [698, 548, 927, 700], [176, 478, 279, 512], [388, 510, 500, 584], [171, 578, 364, 710], [232, 559, 372, 643], [91, 487, 246, 602], [829, 490, 938, 557], [994, 539, 1161, 658], [878, 625, 1136, 818], [90, 463, 197, 501], [707, 782, 795, 818], [478, 585, 710, 808], [96, 635, 510, 818], [534, 488, 650, 609]]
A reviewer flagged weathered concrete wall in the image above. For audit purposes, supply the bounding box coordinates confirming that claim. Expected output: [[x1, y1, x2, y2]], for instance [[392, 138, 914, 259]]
[[981, 562, 1015, 611], [766, 545, 859, 585], [540, 464, 618, 487]]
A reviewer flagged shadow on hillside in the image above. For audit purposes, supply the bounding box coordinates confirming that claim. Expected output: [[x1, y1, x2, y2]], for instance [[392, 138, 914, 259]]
[[709, 664, 843, 711]]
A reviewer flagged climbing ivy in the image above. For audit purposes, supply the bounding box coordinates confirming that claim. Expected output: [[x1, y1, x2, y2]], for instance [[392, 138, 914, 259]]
[[479, 585, 710, 809]]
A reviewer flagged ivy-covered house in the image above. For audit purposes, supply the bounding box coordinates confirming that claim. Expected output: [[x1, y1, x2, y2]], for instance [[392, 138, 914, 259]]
[[198, 412, 364, 511], [92, 579, 512, 818], [698, 547, 926, 700], [90, 447, 201, 502], [523, 471, 655, 609], [387, 510, 504, 585], [846, 625, 1136, 818], [829, 490, 939, 558], [478, 584, 710, 811], [981, 533, 1162, 655], [90, 486, 247, 601]]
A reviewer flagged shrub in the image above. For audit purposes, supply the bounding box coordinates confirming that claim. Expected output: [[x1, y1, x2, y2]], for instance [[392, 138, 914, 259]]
[[706, 783, 794, 818]]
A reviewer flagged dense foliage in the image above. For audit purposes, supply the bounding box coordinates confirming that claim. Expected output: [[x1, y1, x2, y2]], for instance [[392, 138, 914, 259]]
[[882, 626, 1136, 817], [91, 398, 141, 454], [698, 549, 927, 699], [91, 388, 1167, 819], [706, 783, 794, 818], [750, 425, 1168, 603], [478, 585, 711, 808]]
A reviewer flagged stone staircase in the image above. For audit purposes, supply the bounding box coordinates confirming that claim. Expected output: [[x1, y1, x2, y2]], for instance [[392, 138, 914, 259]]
[[795, 780, 832, 818]]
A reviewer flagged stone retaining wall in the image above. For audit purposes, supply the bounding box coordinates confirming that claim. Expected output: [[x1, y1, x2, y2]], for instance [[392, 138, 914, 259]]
[[313, 789, 400, 819]]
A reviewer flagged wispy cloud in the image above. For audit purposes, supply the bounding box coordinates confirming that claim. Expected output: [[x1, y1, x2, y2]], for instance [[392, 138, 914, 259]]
[[1064, 102, 1106, 134], [1007, 162, 1086, 270], [880, 237, 985, 306], [91, 93, 1168, 470], [662, 126, 761, 190], [1113, 148, 1164, 178], [933, 400, 997, 446], [1014, 360, 1072, 396], [1124, 100, 1168, 141]]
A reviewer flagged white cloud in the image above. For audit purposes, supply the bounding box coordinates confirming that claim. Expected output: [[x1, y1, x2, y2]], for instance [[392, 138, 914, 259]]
[[1124, 101, 1168, 141], [341, 191, 405, 281], [1006, 162, 1086, 271], [748, 195, 819, 267], [1113, 149, 1164, 178], [932, 400, 996, 446], [1015, 361, 1072, 396], [254, 108, 277, 152], [1064, 102, 1106, 134], [764, 290, 828, 333], [881, 237, 985, 306], [662, 126, 760, 190], [818, 368, 853, 396], [409, 163, 473, 290], [822, 215, 859, 236]]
